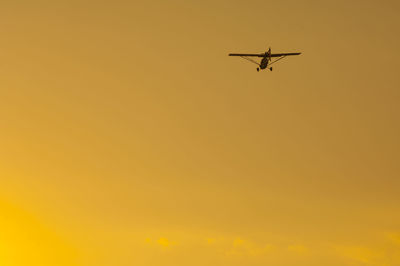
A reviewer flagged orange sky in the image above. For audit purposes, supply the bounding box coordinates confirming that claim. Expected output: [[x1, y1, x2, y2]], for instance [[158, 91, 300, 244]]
[[1, 0, 400, 265]]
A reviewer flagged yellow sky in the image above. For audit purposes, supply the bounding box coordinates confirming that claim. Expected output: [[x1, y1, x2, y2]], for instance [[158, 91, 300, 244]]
[[1, 0, 400, 265]]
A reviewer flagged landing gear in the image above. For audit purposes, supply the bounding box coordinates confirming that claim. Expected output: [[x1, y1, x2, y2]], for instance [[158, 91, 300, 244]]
[[270, 67, 273, 71], [257, 68, 259, 72]]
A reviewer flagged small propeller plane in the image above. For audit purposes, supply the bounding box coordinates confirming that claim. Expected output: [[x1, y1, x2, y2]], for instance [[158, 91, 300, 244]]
[[229, 47, 301, 72]]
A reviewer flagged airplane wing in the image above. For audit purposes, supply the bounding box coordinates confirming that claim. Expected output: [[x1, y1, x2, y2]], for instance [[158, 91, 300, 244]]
[[270, 53, 301, 57], [229, 53, 264, 57], [229, 52, 301, 57]]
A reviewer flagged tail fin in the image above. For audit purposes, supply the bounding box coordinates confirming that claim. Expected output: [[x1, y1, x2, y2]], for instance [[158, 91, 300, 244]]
[[268, 47, 271, 61]]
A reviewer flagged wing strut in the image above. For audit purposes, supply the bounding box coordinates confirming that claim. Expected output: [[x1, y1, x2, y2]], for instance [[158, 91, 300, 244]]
[[240, 56, 260, 66], [268, 55, 288, 67]]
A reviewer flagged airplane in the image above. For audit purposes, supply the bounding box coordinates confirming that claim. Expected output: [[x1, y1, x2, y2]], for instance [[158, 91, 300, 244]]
[[229, 47, 301, 72]]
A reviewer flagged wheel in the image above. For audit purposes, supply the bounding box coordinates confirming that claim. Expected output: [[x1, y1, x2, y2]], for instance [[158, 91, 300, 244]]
[[257, 68, 259, 72], [270, 67, 273, 71]]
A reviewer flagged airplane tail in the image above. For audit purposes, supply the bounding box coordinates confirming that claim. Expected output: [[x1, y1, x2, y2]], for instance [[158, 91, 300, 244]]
[[268, 47, 271, 62]]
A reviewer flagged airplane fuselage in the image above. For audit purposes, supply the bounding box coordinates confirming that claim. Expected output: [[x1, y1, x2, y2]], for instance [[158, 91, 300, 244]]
[[260, 56, 269, 69]]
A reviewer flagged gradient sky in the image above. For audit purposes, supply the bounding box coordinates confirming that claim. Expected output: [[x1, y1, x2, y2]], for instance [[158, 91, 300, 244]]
[[1, 0, 400, 265]]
